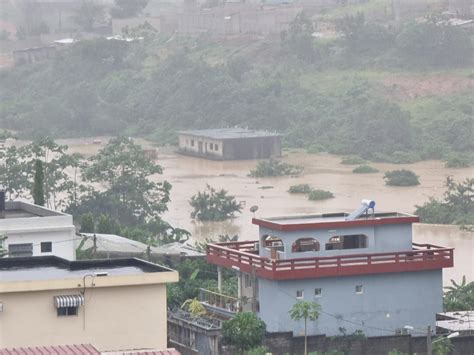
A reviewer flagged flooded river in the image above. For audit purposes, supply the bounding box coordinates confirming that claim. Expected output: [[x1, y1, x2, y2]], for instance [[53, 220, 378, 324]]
[[46, 137, 474, 285]]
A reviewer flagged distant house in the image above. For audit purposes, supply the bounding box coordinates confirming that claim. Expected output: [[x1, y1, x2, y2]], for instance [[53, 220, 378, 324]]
[[177, 128, 282, 160], [12, 45, 56, 66], [0, 192, 77, 260], [0, 256, 178, 351]]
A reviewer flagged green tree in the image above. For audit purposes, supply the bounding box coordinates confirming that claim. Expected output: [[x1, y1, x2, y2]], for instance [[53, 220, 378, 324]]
[[181, 298, 207, 318], [79, 137, 171, 225], [80, 212, 95, 233], [443, 276, 474, 311], [96, 214, 121, 235], [384, 170, 420, 186], [32, 159, 45, 206], [289, 301, 321, 355], [0, 146, 30, 200], [73, 0, 105, 31], [281, 12, 316, 62], [222, 312, 266, 353], [189, 185, 242, 221], [110, 0, 149, 19]]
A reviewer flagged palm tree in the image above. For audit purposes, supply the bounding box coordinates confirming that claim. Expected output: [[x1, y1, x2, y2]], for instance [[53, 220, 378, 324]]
[[444, 276, 474, 311], [289, 300, 321, 355], [181, 298, 207, 318]]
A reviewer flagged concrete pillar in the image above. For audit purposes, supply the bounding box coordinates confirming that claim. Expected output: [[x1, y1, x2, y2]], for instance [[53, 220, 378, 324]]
[[237, 272, 242, 300], [217, 266, 223, 293]]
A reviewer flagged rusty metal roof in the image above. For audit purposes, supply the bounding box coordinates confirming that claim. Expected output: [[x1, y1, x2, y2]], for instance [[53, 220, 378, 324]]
[[0, 344, 100, 355]]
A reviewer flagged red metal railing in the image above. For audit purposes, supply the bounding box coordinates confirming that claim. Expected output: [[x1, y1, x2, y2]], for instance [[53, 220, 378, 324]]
[[206, 242, 453, 280]]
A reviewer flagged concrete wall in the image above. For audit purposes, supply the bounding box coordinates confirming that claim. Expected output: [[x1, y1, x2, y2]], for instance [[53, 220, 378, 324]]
[[259, 223, 413, 260], [1, 206, 76, 260], [257, 270, 442, 337], [0, 284, 168, 351], [178, 134, 223, 159]]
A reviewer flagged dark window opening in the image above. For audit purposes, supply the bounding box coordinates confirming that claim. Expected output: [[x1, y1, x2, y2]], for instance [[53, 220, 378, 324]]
[[191, 140, 194, 147], [8, 243, 33, 257], [292, 238, 320, 252], [41, 242, 52, 253], [326, 234, 367, 250], [57, 307, 78, 316]]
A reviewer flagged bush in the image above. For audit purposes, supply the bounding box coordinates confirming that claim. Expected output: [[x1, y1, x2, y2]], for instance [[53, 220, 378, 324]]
[[444, 154, 472, 168], [308, 189, 334, 201], [249, 159, 303, 177], [222, 312, 266, 351], [352, 165, 379, 173], [384, 170, 420, 186], [245, 346, 269, 355], [341, 156, 365, 165], [190, 184, 242, 221], [288, 184, 312, 194]]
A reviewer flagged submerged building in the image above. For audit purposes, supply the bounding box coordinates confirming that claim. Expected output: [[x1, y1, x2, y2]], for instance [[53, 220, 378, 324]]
[[205, 201, 454, 337], [177, 128, 282, 160]]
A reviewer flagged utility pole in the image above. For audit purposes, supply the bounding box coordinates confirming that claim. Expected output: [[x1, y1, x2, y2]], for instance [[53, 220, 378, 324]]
[[427, 325, 432, 355], [92, 234, 97, 259]]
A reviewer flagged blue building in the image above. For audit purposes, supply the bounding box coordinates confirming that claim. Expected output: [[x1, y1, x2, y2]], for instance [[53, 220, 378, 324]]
[[206, 201, 454, 337]]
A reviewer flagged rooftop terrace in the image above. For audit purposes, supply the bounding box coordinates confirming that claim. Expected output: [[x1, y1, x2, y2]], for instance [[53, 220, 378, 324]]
[[178, 128, 281, 140], [253, 212, 419, 231], [0, 201, 66, 219]]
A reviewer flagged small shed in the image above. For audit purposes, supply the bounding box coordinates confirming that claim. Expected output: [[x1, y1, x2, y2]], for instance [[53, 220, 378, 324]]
[[177, 128, 282, 160]]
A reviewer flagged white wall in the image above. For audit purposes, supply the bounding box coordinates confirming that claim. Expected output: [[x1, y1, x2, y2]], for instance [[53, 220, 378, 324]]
[[1, 210, 76, 260]]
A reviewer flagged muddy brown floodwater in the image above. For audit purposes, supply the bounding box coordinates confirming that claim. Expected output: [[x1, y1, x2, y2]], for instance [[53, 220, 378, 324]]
[[58, 137, 474, 285]]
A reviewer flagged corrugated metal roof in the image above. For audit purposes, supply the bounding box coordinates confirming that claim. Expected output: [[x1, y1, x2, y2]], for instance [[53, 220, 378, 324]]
[[0, 344, 100, 355], [178, 128, 281, 140], [102, 349, 180, 355]]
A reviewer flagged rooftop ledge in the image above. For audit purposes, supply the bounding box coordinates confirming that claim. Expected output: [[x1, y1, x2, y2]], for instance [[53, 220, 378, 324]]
[[207, 242, 453, 281], [252, 212, 419, 231]]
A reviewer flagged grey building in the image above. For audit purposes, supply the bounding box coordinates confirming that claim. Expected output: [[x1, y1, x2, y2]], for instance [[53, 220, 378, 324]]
[[177, 128, 282, 160], [206, 201, 454, 337]]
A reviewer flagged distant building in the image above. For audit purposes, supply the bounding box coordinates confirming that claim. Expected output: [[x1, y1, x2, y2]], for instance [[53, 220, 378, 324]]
[[0, 194, 77, 260], [12, 45, 56, 66], [0, 256, 178, 351], [205, 201, 454, 337], [177, 128, 282, 160]]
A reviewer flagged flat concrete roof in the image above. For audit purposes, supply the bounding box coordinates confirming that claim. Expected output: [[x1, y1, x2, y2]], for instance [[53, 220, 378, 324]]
[[1, 201, 66, 219], [253, 212, 419, 231], [0, 256, 175, 283], [178, 128, 281, 140]]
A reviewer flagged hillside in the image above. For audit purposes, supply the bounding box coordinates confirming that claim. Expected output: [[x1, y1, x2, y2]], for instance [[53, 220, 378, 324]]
[[0, 12, 472, 164]]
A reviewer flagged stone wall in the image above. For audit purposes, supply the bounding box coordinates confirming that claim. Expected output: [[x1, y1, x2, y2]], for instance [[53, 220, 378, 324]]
[[219, 333, 474, 355]]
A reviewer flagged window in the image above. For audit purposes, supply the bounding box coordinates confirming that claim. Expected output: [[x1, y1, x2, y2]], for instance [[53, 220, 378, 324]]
[[8, 243, 33, 257], [214, 144, 218, 151], [296, 290, 304, 299], [57, 307, 78, 316], [292, 238, 320, 252], [41, 242, 52, 253], [191, 140, 194, 147], [355, 285, 363, 294], [326, 234, 367, 250], [314, 288, 322, 297], [244, 274, 253, 288]]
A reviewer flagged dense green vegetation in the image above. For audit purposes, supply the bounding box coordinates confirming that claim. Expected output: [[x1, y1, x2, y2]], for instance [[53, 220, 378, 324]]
[[250, 159, 303, 177], [352, 165, 379, 173], [383, 169, 419, 186], [443, 276, 474, 312], [415, 177, 473, 227], [288, 184, 313, 194], [0, 10, 471, 163], [308, 189, 334, 201], [222, 312, 267, 352], [189, 185, 242, 221]]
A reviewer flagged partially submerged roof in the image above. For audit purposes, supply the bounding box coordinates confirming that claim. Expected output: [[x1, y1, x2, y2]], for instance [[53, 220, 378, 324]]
[[0, 344, 100, 355], [178, 128, 281, 140], [253, 212, 419, 231]]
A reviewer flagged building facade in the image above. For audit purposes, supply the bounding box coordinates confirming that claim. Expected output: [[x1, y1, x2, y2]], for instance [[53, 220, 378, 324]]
[[177, 128, 281, 160], [0, 256, 178, 351], [206, 202, 454, 337], [0, 200, 76, 260]]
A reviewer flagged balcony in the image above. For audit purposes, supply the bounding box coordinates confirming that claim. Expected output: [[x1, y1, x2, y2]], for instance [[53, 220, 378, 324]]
[[199, 288, 240, 316], [206, 242, 454, 280]]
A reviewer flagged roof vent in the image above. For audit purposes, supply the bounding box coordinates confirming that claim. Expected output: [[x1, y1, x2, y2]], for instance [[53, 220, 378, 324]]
[[346, 200, 375, 221]]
